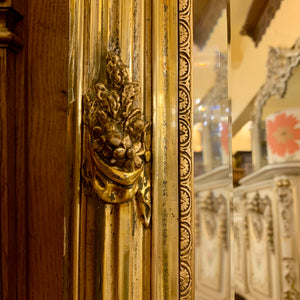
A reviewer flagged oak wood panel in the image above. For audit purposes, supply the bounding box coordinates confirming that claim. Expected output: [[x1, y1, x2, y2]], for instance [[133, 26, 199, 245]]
[[0, 47, 17, 300], [0, 3, 26, 299], [15, 7, 27, 299], [26, 0, 68, 298]]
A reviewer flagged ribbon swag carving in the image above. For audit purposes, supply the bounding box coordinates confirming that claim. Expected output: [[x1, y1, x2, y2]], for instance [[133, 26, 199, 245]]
[[82, 51, 152, 227]]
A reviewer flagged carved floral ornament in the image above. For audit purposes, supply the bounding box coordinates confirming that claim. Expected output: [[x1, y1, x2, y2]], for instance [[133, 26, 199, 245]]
[[253, 38, 300, 127], [252, 37, 300, 168], [82, 51, 151, 227], [275, 178, 299, 299], [245, 192, 274, 252], [276, 178, 293, 238], [199, 191, 227, 249]]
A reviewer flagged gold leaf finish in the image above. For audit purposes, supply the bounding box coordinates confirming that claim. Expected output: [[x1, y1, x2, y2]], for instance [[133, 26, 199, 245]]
[[83, 51, 151, 226], [179, 0, 193, 298]]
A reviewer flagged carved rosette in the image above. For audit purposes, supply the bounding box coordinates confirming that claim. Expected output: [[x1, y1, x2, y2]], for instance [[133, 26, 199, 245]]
[[82, 51, 151, 227], [199, 191, 228, 249], [245, 192, 274, 252], [276, 178, 300, 299], [178, 0, 193, 298]]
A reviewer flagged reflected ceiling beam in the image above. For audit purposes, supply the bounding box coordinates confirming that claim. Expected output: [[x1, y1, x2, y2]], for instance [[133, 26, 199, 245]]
[[193, 0, 225, 49], [241, 0, 284, 46], [232, 100, 254, 136]]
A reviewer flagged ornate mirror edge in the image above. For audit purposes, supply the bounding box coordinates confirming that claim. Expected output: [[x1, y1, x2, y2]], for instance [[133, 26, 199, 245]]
[[252, 37, 300, 169], [178, 0, 194, 298]]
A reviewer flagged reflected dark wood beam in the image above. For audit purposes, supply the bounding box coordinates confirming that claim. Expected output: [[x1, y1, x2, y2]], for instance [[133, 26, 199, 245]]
[[193, 0, 225, 49], [241, 0, 284, 46], [232, 99, 254, 136]]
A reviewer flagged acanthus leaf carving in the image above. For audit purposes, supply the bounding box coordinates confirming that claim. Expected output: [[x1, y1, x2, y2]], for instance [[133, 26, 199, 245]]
[[82, 51, 152, 227]]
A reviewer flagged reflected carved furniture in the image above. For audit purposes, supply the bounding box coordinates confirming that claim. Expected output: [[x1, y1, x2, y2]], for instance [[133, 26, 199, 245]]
[[194, 166, 230, 300], [234, 37, 300, 300], [233, 164, 300, 300]]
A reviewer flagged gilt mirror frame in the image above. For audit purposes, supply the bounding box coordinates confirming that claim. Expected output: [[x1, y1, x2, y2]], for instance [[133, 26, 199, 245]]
[[65, 0, 194, 299], [252, 37, 300, 170]]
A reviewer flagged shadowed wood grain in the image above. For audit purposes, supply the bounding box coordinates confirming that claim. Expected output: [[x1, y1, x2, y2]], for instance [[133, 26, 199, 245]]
[[26, 0, 68, 298], [0, 2, 25, 296]]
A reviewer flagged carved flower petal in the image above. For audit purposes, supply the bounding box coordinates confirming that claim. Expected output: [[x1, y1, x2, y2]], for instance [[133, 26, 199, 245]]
[[134, 155, 142, 168]]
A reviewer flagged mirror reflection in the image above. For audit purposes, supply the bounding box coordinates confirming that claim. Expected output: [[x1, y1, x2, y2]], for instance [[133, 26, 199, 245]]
[[192, 1, 230, 299], [230, 1, 300, 300], [194, 0, 300, 299], [261, 64, 300, 166]]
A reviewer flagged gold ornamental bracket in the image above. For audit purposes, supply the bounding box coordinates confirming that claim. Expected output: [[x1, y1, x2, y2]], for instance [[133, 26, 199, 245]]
[[82, 51, 152, 227]]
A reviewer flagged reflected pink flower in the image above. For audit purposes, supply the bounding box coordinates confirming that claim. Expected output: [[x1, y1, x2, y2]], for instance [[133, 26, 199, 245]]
[[267, 113, 300, 157]]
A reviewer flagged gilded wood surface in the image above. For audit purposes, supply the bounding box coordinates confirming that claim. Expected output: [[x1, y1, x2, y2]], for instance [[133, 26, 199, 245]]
[[67, 0, 193, 298], [178, 0, 193, 298], [82, 51, 152, 224], [68, 1, 153, 299]]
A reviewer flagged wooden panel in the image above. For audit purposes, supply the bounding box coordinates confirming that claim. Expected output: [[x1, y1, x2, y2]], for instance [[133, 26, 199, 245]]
[[15, 5, 27, 299], [26, 0, 68, 298], [0, 3, 25, 299], [0, 47, 17, 300]]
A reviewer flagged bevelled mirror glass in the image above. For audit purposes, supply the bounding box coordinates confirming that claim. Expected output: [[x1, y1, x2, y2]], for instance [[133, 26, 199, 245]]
[[192, 1, 231, 299]]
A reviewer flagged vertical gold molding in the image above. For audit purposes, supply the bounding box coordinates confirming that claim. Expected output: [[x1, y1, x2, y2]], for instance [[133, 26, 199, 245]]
[[178, 0, 193, 299], [68, 1, 194, 299], [66, 0, 84, 299], [152, 0, 179, 299], [67, 0, 152, 299]]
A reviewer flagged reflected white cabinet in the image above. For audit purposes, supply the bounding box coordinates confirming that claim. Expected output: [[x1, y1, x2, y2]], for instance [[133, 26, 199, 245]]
[[234, 163, 300, 300], [195, 166, 230, 300]]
